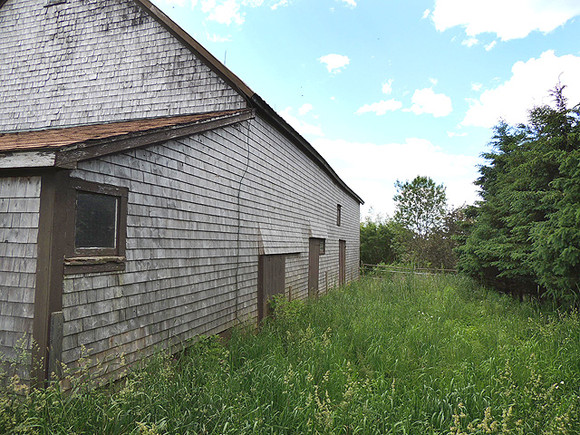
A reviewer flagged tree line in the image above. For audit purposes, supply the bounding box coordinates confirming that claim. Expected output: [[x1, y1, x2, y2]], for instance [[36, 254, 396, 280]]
[[361, 176, 467, 271], [362, 85, 580, 306]]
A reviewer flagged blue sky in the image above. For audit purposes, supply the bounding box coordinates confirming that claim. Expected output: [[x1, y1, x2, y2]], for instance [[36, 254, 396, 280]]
[[152, 0, 580, 218]]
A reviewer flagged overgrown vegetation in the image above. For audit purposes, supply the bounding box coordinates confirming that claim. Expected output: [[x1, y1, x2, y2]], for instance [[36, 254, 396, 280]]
[[361, 182, 467, 270], [458, 85, 580, 306], [3, 274, 579, 434], [362, 86, 580, 307]]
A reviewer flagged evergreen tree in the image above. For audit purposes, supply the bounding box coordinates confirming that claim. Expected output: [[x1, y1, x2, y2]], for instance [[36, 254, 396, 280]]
[[458, 85, 580, 305]]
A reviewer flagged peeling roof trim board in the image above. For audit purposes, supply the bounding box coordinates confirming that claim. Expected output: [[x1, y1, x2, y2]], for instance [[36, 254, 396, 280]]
[[0, 151, 56, 169]]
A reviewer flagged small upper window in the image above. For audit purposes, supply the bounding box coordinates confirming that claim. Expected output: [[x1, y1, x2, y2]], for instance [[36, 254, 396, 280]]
[[337, 204, 342, 226]]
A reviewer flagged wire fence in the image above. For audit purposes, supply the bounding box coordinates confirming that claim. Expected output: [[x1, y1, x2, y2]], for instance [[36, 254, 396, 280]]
[[361, 263, 458, 277]]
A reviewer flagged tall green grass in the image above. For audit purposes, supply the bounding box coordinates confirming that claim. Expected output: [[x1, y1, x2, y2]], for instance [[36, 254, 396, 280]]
[[2, 274, 579, 434]]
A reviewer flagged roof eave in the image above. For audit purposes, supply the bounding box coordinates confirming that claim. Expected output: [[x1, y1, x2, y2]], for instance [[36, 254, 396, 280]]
[[0, 110, 254, 170], [55, 109, 254, 168], [251, 94, 364, 205]]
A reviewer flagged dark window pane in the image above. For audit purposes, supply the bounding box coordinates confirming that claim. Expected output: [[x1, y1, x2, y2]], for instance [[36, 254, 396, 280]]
[[75, 191, 118, 249]]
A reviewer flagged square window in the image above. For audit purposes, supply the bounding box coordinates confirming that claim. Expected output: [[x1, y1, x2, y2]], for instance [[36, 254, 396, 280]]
[[75, 191, 119, 250], [64, 178, 128, 274]]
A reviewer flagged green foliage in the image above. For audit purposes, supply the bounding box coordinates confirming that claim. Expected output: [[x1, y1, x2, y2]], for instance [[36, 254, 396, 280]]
[[458, 85, 580, 304], [359, 215, 401, 265], [361, 183, 467, 269], [531, 145, 580, 302], [394, 175, 447, 237], [3, 275, 580, 434], [389, 176, 466, 269]]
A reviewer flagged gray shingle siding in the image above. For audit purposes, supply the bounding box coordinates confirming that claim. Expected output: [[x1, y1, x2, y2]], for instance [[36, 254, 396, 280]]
[[61, 115, 359, 374], [0, 0, 361, 382], [0, 176, 40, 379], [0, 0, 246, 132]]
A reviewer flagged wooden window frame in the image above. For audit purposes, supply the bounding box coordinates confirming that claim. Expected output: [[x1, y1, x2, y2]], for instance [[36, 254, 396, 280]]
[[63, 178, 128, 274], [337, 204, 342, 226]]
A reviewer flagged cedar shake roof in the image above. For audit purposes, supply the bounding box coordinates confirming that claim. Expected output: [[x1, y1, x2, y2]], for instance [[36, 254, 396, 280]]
[[0, 110, 248, 153]]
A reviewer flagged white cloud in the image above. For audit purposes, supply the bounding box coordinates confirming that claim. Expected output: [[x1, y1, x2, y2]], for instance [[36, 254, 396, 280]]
[[338, 0, 357, 7], [471, 82, 482, 92], [462, 50, 580, 128], [318, 54, 350, 73], [280, 107, 324, 137], [461, 37, 478, 47], [184, 0, 274, 25], [447, 131, 468, 138], [298, 103, 313, 115], [485, 40, 497, 51], [429, 77, 438, 86], [356, 99, 403, 116], [313, 137, 480, 216], [382, 79, 394, 95], [432, 0, 580, 41], [422, 9, 431, 19], [207, 33, 231, 42], [407, 88, 453, 117], [271, 0, 289, 9], [201, 0, 243, 25]]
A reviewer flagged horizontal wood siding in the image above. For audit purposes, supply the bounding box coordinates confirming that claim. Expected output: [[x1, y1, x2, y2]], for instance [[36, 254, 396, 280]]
[[61, 115, 359, 375], [0, 0, 246, 132], [0, 176, 41, 379]]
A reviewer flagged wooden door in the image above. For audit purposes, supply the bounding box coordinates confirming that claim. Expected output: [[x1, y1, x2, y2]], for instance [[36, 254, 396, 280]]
[[308, 238, 320, 297], [339, 240, 346, 286], [258, 255, 285, 322]]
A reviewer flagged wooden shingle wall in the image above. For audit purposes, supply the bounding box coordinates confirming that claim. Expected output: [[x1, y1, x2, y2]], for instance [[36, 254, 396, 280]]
[[0, 0, 246, 132], [61, 115, 359, 377], [0, 176, 41, 379]]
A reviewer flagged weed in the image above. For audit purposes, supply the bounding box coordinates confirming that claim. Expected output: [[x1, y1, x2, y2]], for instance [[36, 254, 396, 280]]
[[2, 274, 579, 433]]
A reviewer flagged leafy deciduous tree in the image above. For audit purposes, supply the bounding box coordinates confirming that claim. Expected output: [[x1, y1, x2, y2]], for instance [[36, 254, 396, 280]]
[[393, 176, 447, 237], [359, 215, 400, 265]]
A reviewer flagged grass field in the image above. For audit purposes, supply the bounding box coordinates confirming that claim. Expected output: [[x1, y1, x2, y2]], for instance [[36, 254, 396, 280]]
[[2, 274, 579, 434]]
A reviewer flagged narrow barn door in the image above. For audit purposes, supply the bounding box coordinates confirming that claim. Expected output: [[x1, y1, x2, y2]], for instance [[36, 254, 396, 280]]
[[308, 238, 321, 297], [339, 240, 346, 286], [258, 255, 286, 322]]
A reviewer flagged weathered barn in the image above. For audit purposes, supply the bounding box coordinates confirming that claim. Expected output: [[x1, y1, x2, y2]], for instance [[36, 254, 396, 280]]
[[0, 0, 363, 383]]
